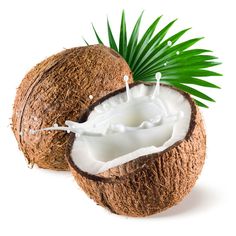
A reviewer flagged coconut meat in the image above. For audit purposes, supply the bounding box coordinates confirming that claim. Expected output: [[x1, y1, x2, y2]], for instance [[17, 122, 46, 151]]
[[70, 84, 191, 174]]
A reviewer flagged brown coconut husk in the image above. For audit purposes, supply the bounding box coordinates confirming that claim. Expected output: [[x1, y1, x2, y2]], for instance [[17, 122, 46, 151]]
[[12, 45, 132, 170], [66, 84, 206, 217]]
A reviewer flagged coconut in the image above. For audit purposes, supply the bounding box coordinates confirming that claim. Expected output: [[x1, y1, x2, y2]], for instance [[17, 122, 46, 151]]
[[12, 45, 132, 170], [65, 81, 206, 217]]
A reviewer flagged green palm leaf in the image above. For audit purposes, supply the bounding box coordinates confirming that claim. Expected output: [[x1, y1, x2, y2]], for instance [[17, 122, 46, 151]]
[[134, 28, 191, 76], [162, 54, 218, 66], [83, 37, 89, 46], [107, 18, 118, 51], [92, 24, 104, 44], [161, 77, 220, 88], [139, 52, 217, 73], [175, 49, 213, 57], [87, 11, 221, 108], [140, 64, 222, 79], [160, 61, 221, 71], [119, 11, 127, 57], [132, 19, 177, 72], [130, 15, 162, 68], [126, 11, 143, 63], [194, 99, 209, 108], [167, 82, 215, 102]]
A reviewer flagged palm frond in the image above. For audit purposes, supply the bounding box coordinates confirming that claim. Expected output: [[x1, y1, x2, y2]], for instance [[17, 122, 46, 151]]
[[88, 11, 221, 108], [132, 19, 177, 71], [130, 15, 162, 68], [134, 28, 192, 76]]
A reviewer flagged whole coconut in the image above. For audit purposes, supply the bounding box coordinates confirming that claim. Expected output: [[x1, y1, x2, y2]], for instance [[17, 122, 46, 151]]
[[12, 45, 132, 170]]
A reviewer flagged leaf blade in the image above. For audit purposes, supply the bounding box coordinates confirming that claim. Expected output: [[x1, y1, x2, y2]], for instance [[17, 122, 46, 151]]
[[130, 15, 162, 69], [82, 37, 89, 46], [107, 18, 118, 51], [133, 19, 177, 72], [162, 77, 220, 88], [133, 28, 191, 77], [167, 82, 216, 102], [164, 69, 222, 77], [194, 99, 209, 108], [126, 11, 144, 63], [119, 10, 127, 57], [92, 24, 104, 44]]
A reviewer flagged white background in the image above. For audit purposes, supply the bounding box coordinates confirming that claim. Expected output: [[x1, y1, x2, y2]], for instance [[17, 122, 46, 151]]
[[0, 0, 235, 235]]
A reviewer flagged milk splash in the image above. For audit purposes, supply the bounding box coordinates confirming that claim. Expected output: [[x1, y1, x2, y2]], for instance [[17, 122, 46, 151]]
[[30, 73, 182, 137]]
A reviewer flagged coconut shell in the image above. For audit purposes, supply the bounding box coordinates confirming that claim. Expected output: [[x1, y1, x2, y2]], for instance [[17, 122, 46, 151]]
[[66, 84, 206, 217], [12, 45, 132, 170]]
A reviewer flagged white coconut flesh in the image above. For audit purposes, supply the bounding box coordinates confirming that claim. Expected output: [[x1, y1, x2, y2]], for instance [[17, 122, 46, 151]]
[[32, 75, 191, 174]]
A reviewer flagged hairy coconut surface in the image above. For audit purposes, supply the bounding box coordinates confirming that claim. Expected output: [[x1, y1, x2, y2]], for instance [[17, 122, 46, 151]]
[[12, 45, 132, 170], [66, 84, 206, 217]]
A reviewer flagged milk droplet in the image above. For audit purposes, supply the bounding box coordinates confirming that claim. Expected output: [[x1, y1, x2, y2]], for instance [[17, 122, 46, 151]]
[[89, 95, 93, 100], [67, 130, 71, 133], [176, 51, 180, 55], [123, 75, 129, 82], [151, 72, 162, 99], [167, 41, 172, 46], [53, 123, 58, 128], [123, 75, 130, 102]]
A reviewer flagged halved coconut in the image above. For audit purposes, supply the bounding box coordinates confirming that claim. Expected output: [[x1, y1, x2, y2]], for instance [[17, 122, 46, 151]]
[[12, 45, 132, 170], [66, 81, 206, 217]]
